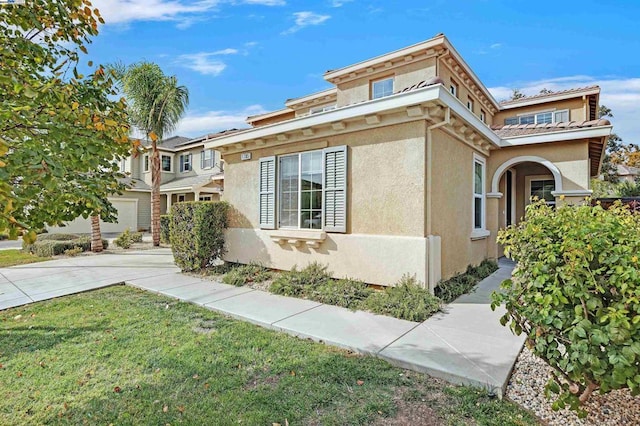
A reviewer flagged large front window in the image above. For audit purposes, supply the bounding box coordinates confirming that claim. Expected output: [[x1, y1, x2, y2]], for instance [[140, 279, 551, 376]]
[[279, 151, 323, 229]]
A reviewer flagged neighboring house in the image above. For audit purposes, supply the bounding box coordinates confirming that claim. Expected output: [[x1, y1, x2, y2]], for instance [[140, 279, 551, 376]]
[[200, 33, 611, 290], [616, 164, 640, 183], [48, 134, 225, 234]]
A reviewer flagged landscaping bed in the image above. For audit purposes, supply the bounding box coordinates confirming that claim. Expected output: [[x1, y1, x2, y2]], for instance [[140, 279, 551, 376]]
[[0, 286, 538, 425], [194, 260, 499, 323]]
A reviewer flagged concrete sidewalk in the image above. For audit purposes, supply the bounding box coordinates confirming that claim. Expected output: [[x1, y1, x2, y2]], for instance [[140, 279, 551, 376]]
[[0, 251, 524, 396]]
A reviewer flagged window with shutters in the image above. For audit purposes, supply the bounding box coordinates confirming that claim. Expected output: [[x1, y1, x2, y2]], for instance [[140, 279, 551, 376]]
[[201, 149, 214, 169], [258, 146, 347, 233], [179, 153, 192, 172]]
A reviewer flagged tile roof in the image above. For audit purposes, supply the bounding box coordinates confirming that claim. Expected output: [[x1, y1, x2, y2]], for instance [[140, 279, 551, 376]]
[[177, 129, 246, 146], [498, 86, 600, 106], [160, 173, 223, 191], [617, 164, 640, 176], [397, 77, 446, 94], [491, 119, 611, 138], [142, 135, 191, 149], [120, 177, 151, 191]]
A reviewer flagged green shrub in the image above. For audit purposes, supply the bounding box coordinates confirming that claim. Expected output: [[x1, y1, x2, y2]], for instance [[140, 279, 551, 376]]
[[492, 200, 640, 413], [270, 262, 331, 297], [64, 246, 84, 256], [362, 275, 441, 322], [222, 262, 273, 287], [160, 215, 171, 244], [24, 236, 108, 257], [435, 259, 498, 304], [34, 233, 80, 241], [114, 229, 141, 249], [170, 201, 229, 271], [308, 278, 373, 309]]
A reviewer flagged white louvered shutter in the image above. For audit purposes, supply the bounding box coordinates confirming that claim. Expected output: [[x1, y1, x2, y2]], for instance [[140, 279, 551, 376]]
[[323, 146, 347, 233], [259, 156, 276, 229]]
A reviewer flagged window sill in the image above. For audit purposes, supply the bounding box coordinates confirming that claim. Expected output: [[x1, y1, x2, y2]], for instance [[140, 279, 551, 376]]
[[470, 229, 490, 240], [269, 229, 327, 249]]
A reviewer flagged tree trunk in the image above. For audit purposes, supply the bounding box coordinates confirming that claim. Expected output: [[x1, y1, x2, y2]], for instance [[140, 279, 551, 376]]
[[90, 215, 103, 253], [151, 139, 161, 246]]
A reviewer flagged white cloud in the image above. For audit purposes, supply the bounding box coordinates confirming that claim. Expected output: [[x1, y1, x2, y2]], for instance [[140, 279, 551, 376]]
[[281, 11, 331, 35], [490, 43, 502, 49], [178, 52, 227, 75], [92, 0, 220, 26], [173, 105, 267, 136], [331, 0, 353, 6], [212, 48, 239, 55], [488, 76, 640, 143]]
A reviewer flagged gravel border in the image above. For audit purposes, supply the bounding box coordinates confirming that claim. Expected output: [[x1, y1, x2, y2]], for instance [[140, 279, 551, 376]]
[[507, 347, 640, 425]]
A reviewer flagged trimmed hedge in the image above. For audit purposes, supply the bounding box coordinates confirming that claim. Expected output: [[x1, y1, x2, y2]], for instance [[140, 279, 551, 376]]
[[24, 236, 108, 257], [160, 215, 171, 244], [170, 201, 229, 271]]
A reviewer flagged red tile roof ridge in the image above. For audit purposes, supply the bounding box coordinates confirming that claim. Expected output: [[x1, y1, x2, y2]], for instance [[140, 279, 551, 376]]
[[499, 85, 600, 105], [491, 118, 610, 131]]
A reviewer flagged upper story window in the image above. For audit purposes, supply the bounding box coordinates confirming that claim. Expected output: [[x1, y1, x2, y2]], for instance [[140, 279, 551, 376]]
[[179, 153, 192, 173], [143, 155, 150, 173], [310, 105, 336, 114], [467, 98, 474, 113], [504, 109, 570, 125], [371, 77, 394, 99], [201, 149, 214, 169], [450, 80, 458, 98], [161, 155, 172, 172], [118, 158, 127, 173], [480, 110, 486, 123]]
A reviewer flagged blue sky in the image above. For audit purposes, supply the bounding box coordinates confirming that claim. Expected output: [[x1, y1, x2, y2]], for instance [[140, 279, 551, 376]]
[[88, 0, 640, 142]]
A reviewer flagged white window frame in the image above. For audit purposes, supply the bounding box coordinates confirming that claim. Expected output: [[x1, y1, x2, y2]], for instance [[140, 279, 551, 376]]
[[525, 174, 556, 206], [480, 109, 486, 124], [177, 194, 186, 203], [471, 153, 489, 239], [179, 153, 192, 173], [199, 195, 212, 201], [371, 76, 394, 100], [467, 98, 474, 112], [161, 154, 173, 172], [450, 80, 458, 98], [201, 149, 214, 169], [143, 154, 150, 173], [511, 108, 570, 125], [278, 150, 324, 230]]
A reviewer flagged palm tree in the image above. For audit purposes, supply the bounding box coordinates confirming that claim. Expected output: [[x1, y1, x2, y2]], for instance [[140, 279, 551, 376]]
[[111, 62, 189, 246], [90, 215, 103, 252]]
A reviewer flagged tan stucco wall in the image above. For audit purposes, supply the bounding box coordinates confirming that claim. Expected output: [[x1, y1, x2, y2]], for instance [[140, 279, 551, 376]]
[[436, 61, 494, 126], [336, 58, 436, 107], [250, 110, 296, 127], [223, 121, 426, 237], [487, 140, 591, 194], [429, 129, 489, 278], [494, 97, 587, 125]]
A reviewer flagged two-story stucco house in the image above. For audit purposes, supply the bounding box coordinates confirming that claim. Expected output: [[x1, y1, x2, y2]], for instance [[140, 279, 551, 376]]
[[200, 33, 611, 291], [48, 134, 225, 234]]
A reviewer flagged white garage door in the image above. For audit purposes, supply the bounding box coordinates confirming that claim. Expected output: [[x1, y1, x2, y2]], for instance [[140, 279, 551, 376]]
[[47, 198, 138, 234]]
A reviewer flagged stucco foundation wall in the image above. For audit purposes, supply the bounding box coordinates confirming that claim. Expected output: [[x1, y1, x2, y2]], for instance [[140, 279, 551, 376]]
[[430, 129, 489, 279], [116, 191, 151, 231], [224, 228, 428, 286], [223, 121, 427, 236]]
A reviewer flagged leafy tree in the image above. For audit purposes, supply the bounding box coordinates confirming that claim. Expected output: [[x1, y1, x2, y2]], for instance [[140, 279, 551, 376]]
[[598, 105, 624, 183], [0, 1, 132, 243], [539, 88, 553, 95], [493, 200, 640, 415], [111, 62, 189, 246], [509, 88, 526, 100]]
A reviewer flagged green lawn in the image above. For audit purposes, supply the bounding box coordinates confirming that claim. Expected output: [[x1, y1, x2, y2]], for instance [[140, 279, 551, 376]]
[[0, 286, 539, 425], [0, 249, 51, 267]]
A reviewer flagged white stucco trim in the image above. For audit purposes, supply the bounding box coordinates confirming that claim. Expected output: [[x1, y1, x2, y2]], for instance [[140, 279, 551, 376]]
[[499, 126, 612, 147], [491, 156, 563, 194], [551, 189, 593, 197]]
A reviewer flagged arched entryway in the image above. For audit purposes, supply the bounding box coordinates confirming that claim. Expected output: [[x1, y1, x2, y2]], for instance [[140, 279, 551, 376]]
[[489, 155, 564, 230]]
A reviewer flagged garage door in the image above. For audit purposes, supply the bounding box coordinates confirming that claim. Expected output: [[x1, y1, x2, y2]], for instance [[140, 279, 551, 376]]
[[47, 198, 138, 234]]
